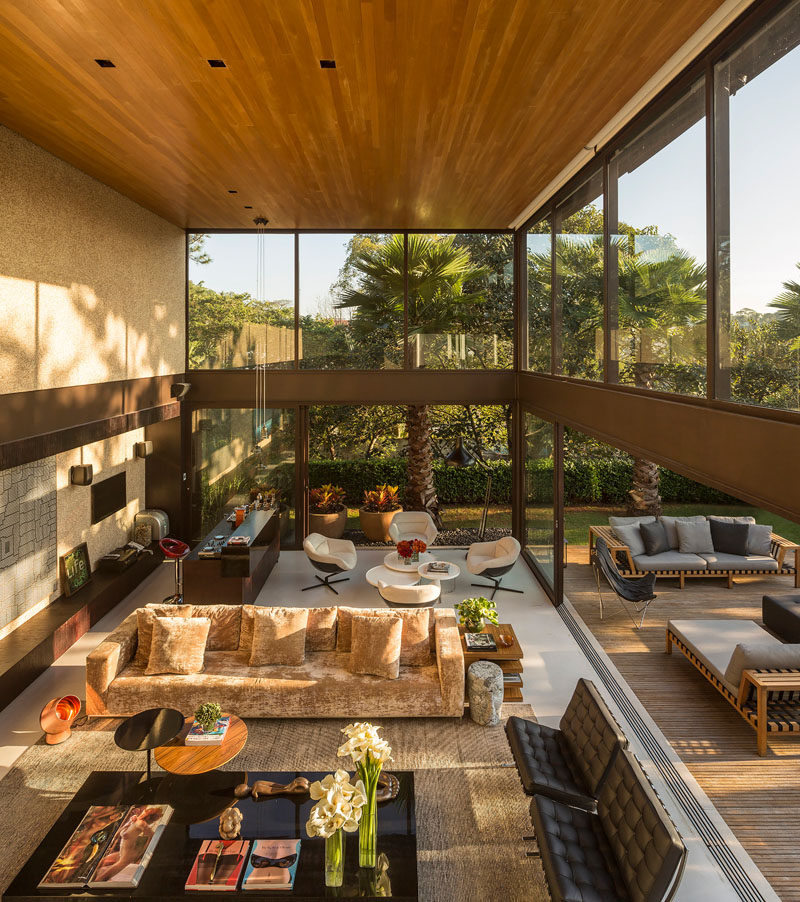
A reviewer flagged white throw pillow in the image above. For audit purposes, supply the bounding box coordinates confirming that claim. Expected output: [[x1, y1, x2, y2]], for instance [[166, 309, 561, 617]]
[[724, 641, 800, 689], [676, 519, 714, 554], [610, 523, 646, 557], [747, 524, 772, 556]]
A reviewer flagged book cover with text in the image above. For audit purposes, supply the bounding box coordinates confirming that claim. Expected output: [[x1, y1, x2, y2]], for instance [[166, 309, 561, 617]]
[[241, 839, 301, 891]]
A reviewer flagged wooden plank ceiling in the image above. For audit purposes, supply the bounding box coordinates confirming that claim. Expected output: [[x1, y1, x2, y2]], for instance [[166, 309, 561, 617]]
[[0, 0, 727, 229]]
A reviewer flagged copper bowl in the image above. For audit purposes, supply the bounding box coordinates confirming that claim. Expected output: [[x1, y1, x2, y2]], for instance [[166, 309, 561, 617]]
[[40, 695, 81, 745]]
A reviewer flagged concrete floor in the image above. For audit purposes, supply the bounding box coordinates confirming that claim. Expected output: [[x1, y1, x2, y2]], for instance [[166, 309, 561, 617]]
[[0, 547, 778, 901]]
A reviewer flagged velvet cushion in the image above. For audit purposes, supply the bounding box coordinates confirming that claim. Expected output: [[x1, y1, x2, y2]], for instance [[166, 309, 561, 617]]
[[187, 604, 242, 651], [676, 519, 714, 554], [306, 606, 338, 651], [336, 607, 430, 665], [640, 520, 670, 556], [250, 607, 309, 666], [135, 605, 191, 666], [145, 616, 210, 675], [349, 613, 402, 680], [710, 520, 750, 556]]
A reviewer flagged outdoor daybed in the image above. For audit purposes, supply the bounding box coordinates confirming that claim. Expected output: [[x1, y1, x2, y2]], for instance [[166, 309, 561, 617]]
[[590, 515, 799, 589], [666, 619, 800, 755]]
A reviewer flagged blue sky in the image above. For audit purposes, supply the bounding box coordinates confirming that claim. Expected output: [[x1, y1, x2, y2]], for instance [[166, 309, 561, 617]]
[[190, 43, 800, 316]]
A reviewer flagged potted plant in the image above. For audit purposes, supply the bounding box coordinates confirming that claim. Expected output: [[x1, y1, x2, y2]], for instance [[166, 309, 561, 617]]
[[358, 484, 402, 542], [194, 701, 222, 733], [455, 596, 499, 633], [309, 484, 348, 539]]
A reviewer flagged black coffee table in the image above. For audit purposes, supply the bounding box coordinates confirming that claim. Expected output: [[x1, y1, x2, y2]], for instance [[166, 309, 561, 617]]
[[5, 770, 418, 900], [114, 707, 185, 780]]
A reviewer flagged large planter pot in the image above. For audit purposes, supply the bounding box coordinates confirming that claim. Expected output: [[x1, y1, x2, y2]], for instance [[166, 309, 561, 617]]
[[358, 506, 402, 543], [308, 505, 347, 539]]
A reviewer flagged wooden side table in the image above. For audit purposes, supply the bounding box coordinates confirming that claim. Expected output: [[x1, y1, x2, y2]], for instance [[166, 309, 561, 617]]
[[154, 713, 248, 775], [460, 623, 523, 702]]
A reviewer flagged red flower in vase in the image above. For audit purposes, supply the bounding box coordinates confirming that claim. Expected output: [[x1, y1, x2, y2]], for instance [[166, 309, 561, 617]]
[[411, 540, 427, 554], [396, 541, 413, 559]]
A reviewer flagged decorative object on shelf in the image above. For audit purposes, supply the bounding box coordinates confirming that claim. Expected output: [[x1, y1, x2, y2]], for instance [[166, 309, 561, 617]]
[[309, 484, 348, 538], [397, 539, 427, 565], [455, 595, 499, 633], [234, 776, 311, 800], [218, 805, 243, 840], [134, 523, 152, 547], [497, 633, 514, 648], [59, 543, 91, 597], [467, 660, 504, 726], [305, 769, 367, 887], [193, 702, 223, 734], [40, 694, 81, 744], [359, 484, 402, 542], [376, 771, 400, 802], [337, 722, 393, 868]]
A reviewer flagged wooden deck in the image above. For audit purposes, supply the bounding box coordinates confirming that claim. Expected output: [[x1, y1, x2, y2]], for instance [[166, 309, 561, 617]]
[[566, 546, 800, 902]]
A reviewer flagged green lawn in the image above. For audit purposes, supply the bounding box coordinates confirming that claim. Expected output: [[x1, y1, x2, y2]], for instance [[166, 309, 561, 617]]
[[560, 503, 800, 546]]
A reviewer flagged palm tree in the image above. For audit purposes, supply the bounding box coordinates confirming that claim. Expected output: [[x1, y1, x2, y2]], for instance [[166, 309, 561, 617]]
[[338, 234, 490, 524]]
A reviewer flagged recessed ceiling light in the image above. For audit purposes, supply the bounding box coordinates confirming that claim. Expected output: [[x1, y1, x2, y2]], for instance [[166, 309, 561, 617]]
[[228, 189, 238, 194], [244, 205, 253, 209], [95, 59, 115, 68], [319, 59, 336, 69], [208, 59, 226, 68]]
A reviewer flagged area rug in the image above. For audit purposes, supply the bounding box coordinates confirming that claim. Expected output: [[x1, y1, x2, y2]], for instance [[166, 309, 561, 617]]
[[0, 705, 547, 901]]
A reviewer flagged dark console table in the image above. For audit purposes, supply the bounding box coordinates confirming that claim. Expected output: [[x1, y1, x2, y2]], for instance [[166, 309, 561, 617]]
[[183, 509, 279, 605], [4, 770, 417, 900]]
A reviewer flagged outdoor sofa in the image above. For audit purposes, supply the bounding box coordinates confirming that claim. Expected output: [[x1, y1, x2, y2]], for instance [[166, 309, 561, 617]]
[[590, 514, 799, 589], [666, 618, 800, 755]]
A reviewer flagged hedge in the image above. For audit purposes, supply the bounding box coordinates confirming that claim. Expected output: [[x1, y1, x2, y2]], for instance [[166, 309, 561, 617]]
[[308, 457, 738, 506]]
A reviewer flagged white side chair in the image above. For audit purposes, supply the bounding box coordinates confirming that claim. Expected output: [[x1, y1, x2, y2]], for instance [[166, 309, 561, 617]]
[[466, 536, 523, 600], [377, 580, 441, 607], [303, 533, 357, 595], [388, 511, 438, 545]]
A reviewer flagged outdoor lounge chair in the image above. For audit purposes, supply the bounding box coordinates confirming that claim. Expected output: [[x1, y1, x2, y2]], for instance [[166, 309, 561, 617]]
[[592, 537, 657, 628], [667, 618, 800, 755]]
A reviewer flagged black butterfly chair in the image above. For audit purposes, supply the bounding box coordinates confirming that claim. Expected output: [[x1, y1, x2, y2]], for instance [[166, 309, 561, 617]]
[[591, 538, 657, 629]]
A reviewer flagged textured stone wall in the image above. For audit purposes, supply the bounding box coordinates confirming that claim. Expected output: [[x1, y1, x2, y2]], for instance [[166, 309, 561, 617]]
[[0, 459, 58, 633]]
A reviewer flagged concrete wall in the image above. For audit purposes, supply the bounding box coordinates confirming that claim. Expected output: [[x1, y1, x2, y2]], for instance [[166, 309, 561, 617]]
[[0, 125, 185, 395]]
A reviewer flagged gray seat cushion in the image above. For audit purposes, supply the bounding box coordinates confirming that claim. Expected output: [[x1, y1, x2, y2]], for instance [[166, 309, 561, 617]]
[[699, 553, 778, 572], [530, 794, 629, 902], [668, 618, 777, 692], [633, 551, 707, 571], [596, 746, 685, 902], [505, 717, 596, 810], [560, 678, 628, 796]]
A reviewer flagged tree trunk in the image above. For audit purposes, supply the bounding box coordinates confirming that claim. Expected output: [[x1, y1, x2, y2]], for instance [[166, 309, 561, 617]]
[[627, 457, 662, 517], [405, 404, 442, 527]]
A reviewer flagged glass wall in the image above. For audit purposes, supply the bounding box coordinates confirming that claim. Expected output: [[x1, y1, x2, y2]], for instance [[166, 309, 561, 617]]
[[611, 82, 707, 395], [408, 233, 513, 369], [191, 407, 296, 545], [524, 411, 555, 588], [299, 233, 404, 369], [715, 2, 800, 410], [188, 233, 295, 369], [527, 219, 552, 372], [555, 171, 604, 380]]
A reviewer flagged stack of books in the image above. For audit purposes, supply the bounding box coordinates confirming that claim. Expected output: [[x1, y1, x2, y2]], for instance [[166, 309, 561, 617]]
[[464, 632, 498, 651], [186, 839, 301, 892], [186, 716, 231, 745], [426, 560, 451, 573]]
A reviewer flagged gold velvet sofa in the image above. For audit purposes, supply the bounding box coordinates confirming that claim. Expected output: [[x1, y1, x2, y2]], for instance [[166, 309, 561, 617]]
[[86, 604, 465, 718]]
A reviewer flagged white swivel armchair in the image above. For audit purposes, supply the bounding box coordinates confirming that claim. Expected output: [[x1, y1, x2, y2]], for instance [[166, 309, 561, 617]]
[[388, 511, 438, 546], [466, 536, 522, 599], [377, 580, 441, 608], [303, 533, 357, 595]]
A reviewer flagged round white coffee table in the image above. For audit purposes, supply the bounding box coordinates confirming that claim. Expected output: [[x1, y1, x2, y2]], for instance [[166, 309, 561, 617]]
[[418, 561, 461, 594], [366, 565, 420, 588], [383, 551, 436, 572]]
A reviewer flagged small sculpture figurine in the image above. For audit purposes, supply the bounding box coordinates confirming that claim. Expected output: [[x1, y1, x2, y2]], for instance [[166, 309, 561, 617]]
[[234, 776, 311, 800], [376, 772, 400, 802], [219, 806, 243, 840]]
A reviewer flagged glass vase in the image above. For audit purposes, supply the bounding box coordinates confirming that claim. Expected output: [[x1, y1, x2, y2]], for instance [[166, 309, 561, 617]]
[[411, 550, 419, 563], [358, 778, 378, 868], [325, 828, 344, 887]]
